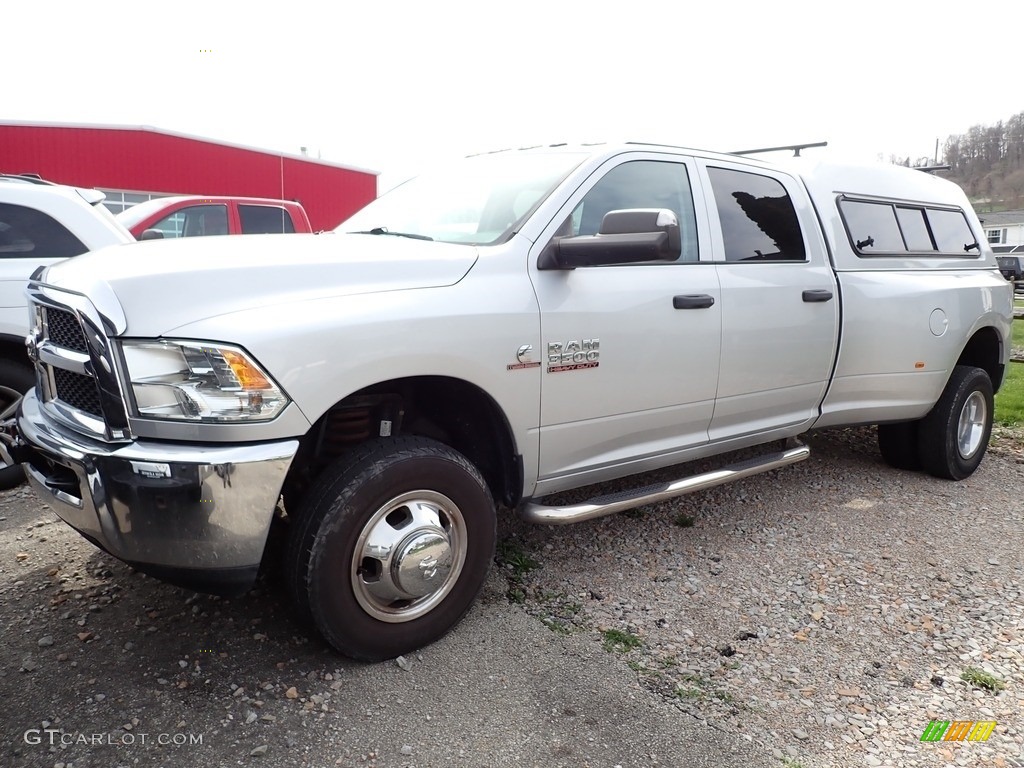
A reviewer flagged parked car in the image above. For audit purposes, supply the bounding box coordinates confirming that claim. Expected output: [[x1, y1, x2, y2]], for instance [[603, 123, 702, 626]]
[[116, 196, 312, 240], [2, 144, 1012, 660], [996, 252, 1024, 282], [0, 174, 135, 488]]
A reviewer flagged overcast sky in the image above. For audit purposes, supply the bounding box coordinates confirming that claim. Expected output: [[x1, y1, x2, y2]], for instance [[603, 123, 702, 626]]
[[5, 0, 1020, 192]]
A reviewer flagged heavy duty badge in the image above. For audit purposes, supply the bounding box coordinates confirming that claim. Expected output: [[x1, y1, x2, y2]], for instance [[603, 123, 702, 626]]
[[547, 339, 599, 372]]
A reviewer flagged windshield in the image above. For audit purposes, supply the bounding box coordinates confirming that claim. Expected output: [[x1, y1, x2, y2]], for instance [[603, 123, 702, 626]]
[[338, 151, 586, 245], [115, 197, 181, 230]]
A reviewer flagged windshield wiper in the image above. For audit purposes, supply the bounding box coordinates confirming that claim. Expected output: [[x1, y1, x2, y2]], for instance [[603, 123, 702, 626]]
[[353, 226, 433, 241]]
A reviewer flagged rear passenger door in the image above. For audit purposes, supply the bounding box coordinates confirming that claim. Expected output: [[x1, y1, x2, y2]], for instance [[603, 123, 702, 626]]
[[696, 161, 839, 440]]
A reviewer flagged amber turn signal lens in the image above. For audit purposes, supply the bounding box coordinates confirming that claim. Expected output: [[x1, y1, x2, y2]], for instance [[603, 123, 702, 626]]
[[222, 350, 272, 389]]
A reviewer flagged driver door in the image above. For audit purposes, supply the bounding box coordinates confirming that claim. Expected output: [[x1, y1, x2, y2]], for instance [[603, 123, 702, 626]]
[[529, 154, 722, 489]]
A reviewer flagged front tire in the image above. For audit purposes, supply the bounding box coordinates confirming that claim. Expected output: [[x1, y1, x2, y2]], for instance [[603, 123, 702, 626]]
[[917, 365, 993, 480], [0, 359, 34, 490], [285, 437, 496, 661]]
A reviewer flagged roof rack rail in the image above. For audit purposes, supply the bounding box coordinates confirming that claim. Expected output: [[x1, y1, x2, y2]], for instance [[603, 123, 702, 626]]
[[913, 164, 951, 174], [730, 141, 827, 157]]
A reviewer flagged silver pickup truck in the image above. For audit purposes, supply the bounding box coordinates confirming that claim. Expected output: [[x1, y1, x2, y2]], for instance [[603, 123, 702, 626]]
[[1, 143, 1012, 660]]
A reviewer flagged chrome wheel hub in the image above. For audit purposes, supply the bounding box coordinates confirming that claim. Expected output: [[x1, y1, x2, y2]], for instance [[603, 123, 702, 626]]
[[957, 391, 987, 460], [394, 531, 452, 597], [351, 490, 466, 623]]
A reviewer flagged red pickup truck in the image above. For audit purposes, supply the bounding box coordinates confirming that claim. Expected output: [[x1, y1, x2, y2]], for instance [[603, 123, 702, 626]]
[[116, 196, 312, 239]]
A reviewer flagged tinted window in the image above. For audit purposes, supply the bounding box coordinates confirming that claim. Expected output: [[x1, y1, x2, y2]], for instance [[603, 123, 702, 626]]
[[239, 205, 295, 234], [895, 207, 934, 251], [0, 203, 89, 259], [841, 199, 978, 256], [569, 160, 699, 262], [842, 201, 905, 252], [151, 205, 228, 238], [707, 168, 806, 261], [929, 209, 978, 254]]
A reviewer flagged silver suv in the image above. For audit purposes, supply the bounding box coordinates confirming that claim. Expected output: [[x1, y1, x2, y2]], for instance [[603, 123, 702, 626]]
[[0, 174, 134, 488]]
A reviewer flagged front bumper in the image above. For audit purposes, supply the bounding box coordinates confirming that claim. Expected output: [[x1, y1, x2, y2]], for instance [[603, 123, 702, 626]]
[[9, 390, 298, 596]]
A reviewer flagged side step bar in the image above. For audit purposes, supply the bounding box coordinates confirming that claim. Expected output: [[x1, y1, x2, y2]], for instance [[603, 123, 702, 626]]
[[520, 439, 810, 525]]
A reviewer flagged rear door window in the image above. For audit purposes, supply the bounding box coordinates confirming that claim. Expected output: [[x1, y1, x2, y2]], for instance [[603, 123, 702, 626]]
[[0, 203, 89, 259], [239, 205, 295, 234], [707, 167, 806, 261]]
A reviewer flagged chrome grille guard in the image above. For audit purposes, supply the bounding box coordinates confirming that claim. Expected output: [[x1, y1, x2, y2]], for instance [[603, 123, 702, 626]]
[[25, 276, 132, 443]]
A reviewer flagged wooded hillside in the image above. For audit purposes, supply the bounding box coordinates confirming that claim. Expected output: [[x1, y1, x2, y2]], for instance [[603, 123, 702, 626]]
[[942, 111, 1024, 210]]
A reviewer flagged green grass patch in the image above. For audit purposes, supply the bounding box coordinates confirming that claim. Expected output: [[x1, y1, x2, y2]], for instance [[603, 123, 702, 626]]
[[673, 513, 696, 528], [601, 628, 642, 653], [995, 359, 1024, 426], [672, 672, 739, 707], [497, 541, 539, 579], [497, 540, 540, 604], [960, 667, 1005, 692]]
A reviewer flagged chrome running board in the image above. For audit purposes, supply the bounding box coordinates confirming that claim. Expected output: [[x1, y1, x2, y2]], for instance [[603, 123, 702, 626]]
[[520, 439, 810, 525]]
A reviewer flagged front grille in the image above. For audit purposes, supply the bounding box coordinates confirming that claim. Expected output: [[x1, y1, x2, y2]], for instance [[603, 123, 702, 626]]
[[53, 367, 104, 418], [46, 307, 88, 352], [30, 291, 130, 441]]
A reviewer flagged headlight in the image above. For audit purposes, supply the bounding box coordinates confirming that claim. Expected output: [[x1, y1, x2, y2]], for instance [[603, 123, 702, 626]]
[[122, 340, 289, 422]]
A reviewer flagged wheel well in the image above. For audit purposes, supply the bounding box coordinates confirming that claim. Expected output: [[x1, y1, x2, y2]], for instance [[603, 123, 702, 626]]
[[283, 376, 521, 513], [957, 327, 1003, 391], [0, 337, 31, 369]]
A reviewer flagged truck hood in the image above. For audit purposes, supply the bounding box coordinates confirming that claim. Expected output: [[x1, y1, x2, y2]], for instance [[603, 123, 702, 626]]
[[37, 233, 478, 337]]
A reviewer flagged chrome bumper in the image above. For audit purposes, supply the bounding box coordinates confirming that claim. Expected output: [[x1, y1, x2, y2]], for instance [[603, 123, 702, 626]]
[[12, 390, 298, 595]]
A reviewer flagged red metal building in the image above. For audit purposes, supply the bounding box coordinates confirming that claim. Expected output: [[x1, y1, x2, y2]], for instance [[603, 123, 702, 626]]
[[0, 121, 377, 230]]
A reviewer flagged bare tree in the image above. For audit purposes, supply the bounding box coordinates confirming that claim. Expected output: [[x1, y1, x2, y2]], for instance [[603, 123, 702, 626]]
[[943, 111, 1024, 205]]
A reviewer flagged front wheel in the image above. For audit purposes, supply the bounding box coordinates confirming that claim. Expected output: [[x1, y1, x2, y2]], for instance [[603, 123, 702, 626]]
[[285, 437, 496, 661], [0, 360, 34, 490], [917, 365, 993, 480]]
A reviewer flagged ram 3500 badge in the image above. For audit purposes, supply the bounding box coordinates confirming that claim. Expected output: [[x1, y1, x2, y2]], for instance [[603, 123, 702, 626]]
[[1, 143, 1012, 660]]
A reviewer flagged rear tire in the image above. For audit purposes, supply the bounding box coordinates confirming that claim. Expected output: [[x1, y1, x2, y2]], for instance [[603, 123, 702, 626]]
[[877, 421, 921, 471], [0, 359, 34, 490], [917, 365, 993, 480], [285, 437, 496, 661]]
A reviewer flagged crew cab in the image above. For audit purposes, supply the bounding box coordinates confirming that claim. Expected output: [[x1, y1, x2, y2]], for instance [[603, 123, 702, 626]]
[[2, 143, 1012, 661], [116, 195, 312, 239], [0, 174, 135, 489]]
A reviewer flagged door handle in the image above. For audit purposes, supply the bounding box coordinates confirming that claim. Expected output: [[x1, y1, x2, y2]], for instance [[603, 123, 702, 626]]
[[802, 289, 833, 303], [673, 294, 715, 309]]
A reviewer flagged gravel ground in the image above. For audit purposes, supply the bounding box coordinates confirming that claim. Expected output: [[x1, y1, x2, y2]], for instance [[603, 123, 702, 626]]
[[1, 425, 1022, 768], [500, 426, 1024, 768]]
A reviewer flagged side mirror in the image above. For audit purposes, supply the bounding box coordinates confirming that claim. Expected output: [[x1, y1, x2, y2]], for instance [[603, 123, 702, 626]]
[[140, 229, 165, 241], [538, 208, 681, 270]]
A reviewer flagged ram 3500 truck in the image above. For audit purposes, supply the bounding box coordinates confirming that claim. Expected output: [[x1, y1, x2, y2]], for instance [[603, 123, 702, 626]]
[[1, 143, 1012, 660]]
